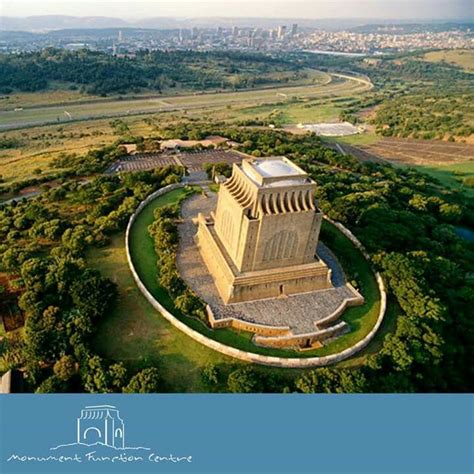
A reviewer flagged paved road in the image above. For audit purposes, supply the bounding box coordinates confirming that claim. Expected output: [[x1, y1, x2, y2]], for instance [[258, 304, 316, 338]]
[[0, 191, 41, 207], [0, 179, 91, 207]]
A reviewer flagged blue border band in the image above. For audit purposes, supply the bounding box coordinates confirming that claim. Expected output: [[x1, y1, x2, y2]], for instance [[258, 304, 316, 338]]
[[1, 394, 473, 474]]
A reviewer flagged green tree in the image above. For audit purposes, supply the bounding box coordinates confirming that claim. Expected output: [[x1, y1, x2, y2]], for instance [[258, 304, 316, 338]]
[[123, 368, 161, 393], [108, 363, 128, 391], [82, 356, 112, 393], [202, 363, 219, 386], [227, 368, 259, 393], [36, 375, 67, 393], [53, 355, 77, 381]]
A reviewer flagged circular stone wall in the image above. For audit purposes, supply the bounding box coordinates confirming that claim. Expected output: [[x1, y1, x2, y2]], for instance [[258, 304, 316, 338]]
[[126, 183, 387, 368]]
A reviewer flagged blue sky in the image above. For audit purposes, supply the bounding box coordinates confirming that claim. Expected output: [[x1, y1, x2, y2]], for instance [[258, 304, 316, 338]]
[[1, 0, 472, 20]]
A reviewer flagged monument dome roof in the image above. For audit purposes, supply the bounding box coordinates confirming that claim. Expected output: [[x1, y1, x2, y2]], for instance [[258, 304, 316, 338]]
[[254, 159, 302, 177]]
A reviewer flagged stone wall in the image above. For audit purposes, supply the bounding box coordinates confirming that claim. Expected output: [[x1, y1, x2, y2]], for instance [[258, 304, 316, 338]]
[[126, 184, 387, 368], [206, 305, 291, 336], [254, 321, 348, 349]]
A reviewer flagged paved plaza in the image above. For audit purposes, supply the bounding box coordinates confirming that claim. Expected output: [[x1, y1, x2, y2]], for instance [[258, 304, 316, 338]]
[[302, 122, 360, 136], [176, 191, 361, 335]]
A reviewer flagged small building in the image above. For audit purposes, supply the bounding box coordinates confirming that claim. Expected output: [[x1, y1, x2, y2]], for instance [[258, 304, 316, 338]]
[[160, 136, 236, 151], [202, 135, 229, 147], [121, 144, 138, 154], [161, 139, 185, 150]]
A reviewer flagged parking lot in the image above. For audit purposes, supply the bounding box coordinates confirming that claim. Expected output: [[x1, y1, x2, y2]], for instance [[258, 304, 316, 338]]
[[107, 149, 246, 174]]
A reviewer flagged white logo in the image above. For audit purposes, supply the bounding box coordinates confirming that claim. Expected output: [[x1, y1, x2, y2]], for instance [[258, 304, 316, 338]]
[[77, 405, 125, 449], [49, 404, 149, 451], [6, 404, 193, 465]]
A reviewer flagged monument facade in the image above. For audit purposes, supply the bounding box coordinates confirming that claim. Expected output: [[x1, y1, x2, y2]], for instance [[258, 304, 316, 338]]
[[196, 156, 332, 304]]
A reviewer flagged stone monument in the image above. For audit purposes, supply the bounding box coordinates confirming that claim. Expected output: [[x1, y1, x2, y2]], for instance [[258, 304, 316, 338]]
[[196, 156, 332, 304]]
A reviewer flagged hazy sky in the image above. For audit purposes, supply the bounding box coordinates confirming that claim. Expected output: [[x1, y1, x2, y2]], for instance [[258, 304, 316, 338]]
[[1, 0, 472, 20]]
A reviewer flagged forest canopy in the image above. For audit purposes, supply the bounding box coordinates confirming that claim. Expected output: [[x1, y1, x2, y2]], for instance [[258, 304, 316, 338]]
[[0, 49, 303, 96]]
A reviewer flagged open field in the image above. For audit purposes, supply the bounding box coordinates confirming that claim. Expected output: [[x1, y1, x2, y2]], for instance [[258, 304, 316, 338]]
[[0, 73, 371, 131], [323, 131, 380, 146], [0, 86, 96, 110], [236, 100, 341, 124], [345, 137, 474, 197], [0, 122, 115, 182], [359, 137, 474, 166], [411, 162, 474, 197], [422, 49, 474, 72], [0, 117, 159, 182]]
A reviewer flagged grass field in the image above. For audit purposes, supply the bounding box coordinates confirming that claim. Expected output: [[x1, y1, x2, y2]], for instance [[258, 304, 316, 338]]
[[0, 70, 330, 112], [0, 73, 371, 131], [324, 131, 380, 146], [0, 86, 94, 110], [336, 297, 400, 368], [238, 100, 341, 124], [411, 162, 474, 198], [0, 117, 160, 182], [315, 220, 381, 356], [422, 49, 474, 72]]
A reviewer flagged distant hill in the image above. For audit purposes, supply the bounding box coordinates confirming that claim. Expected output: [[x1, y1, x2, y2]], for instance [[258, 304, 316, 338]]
[[2, 15, 465, 33], [0, 15, 131, 32]]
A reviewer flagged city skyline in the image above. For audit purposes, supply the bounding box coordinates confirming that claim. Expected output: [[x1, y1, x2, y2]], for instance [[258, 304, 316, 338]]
[[1, 0, 472, 21]]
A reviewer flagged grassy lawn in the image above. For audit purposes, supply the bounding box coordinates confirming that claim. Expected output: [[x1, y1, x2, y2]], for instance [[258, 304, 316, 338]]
[[315, 220, 382, 356], [411, 162, 474, 199], [88, 235, 236, 393], [336, 297, 400, 368], [237, 101, 341, 124]]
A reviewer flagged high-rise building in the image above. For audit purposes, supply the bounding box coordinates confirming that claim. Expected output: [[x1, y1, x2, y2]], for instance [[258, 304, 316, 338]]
[[291, 24, 298, 37], [277, 25, 287, 40], [232, 26, 239, 37], [118, 30, 123, 43]]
